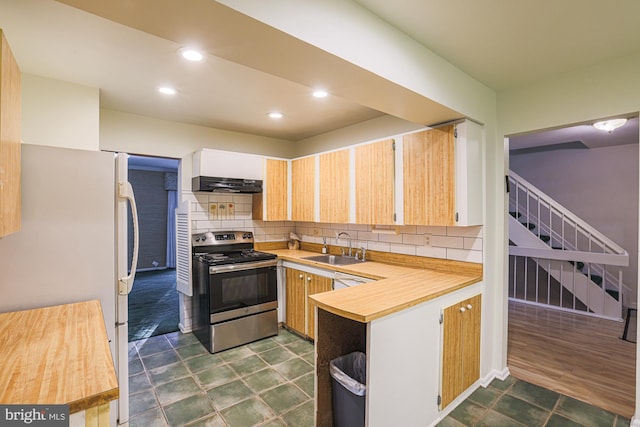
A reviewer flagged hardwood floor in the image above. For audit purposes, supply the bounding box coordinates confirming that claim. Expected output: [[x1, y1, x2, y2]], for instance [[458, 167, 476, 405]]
[[507, 300, 636, 418]]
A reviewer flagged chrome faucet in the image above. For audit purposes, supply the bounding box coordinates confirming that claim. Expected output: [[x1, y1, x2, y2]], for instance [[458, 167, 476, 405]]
[[336, 232, 353, 257]]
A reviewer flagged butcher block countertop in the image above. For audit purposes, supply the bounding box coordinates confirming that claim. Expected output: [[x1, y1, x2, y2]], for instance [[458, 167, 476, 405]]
[[0, 300, 119, 413], [267, 248, 482, 323]]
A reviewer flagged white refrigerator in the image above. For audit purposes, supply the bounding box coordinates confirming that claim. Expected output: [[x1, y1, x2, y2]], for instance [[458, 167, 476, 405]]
[[0, 143, 139, 426]]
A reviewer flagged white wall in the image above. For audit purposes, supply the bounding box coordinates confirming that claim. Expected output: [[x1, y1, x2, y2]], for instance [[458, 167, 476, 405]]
[[510, 143, 638, 302], [21, 74, 99, 150], [100, 109, 297, 159]]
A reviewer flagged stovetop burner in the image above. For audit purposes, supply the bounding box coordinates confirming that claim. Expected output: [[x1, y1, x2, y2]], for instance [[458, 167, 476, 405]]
[[192, 231, 278, 266], [196, 249, 277, 266]]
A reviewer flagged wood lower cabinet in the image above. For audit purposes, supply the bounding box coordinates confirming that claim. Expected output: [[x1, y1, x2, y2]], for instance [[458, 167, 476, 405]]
[[440, 294, 481, 408], [0, 30, 21, 237], [285, 267, 332, 339]]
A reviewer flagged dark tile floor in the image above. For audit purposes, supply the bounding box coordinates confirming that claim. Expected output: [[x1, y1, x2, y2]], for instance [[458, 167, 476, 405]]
[[128, 328, 314, 426], [130, 329, 633, 427], [438, 376, 631, 427]]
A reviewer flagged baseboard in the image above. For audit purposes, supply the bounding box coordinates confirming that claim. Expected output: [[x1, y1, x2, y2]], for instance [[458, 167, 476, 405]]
[[480, 367, 511, 387], [631, 416, 640, 427], [178, 322, 192, 334]]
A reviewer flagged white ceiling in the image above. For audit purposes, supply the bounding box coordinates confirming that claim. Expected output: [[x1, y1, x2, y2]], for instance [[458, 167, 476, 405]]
[[1, 0, 639, 146]]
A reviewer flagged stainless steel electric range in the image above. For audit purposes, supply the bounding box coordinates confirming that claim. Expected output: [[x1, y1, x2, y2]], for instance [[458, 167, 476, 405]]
[[191, 231, 278, 353]]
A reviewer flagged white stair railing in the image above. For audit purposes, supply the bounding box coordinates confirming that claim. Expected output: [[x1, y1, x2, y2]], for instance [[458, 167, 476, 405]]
[[508, 171, 629, 320]]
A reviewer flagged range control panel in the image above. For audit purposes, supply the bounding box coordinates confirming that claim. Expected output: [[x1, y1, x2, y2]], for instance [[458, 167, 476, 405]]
[[192, 231, 254, 246]]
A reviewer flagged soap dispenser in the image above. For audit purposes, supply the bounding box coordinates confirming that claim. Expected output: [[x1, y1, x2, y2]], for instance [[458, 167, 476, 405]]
[[322, 237, 328, 254]]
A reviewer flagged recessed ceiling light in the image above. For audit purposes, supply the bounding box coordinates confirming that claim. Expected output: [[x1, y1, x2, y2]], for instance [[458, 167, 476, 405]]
[[180, 48, 204, 62], [593, 118, 627, 132], [313, 90, 328, 98], [158, 87, 177, 95], [268, 111, 284, 119]]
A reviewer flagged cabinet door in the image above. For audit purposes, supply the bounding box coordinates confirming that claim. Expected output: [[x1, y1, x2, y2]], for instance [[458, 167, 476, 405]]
[[291, 157, 315, 222], [319, 149, 350, 223], [440, 294, 481, 408], [355, 139, 395, 224], [0, 30, 21, 237], [306, 274, 333, 340], [285, 268, 306, 335], [403, 125, 455, 226], [252, 158, 288, 221]]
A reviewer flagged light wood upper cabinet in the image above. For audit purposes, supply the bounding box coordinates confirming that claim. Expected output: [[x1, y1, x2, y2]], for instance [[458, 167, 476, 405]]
[[319, 149, 350, 223], [402, 121, 483, 226], [355, 139, 395, 225], [440, 294, 481, 409], [403, 125, 455, 226], [0, 30, 21, 237], [291, 156, 315, 222], [253, 158, 288, 221]]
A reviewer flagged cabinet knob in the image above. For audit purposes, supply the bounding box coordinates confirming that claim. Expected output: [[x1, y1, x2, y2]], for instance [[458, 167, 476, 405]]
[[459, 307, 466, 312], [298, 274, 303, 279], [467, 304, 473, 310], [307, 276, 312, 282]]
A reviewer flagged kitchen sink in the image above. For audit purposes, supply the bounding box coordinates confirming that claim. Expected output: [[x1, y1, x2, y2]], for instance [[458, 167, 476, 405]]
[[303, 254, 365, 266]]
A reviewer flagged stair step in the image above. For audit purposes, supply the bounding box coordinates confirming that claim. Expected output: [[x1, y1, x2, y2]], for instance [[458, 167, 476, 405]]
[[539, 235, 551, 243], [510, 211, 522, 219], [590, 274, 603, 286], [521, 222, 536, 230], [606, 289, 620, 301], [551, 246, 563, 250]]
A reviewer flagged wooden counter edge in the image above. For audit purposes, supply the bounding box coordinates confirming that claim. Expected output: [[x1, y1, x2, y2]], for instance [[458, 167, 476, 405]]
[[69, 387, 119, 414], [309, 276, 482, 323]]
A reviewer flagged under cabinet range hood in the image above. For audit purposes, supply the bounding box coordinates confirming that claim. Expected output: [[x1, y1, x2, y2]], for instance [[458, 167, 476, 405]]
[[192, 176, 263, 193]]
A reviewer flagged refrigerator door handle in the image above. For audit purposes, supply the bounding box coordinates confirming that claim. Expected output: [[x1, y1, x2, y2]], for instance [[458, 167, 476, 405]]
[[118, 181, 139, 295]]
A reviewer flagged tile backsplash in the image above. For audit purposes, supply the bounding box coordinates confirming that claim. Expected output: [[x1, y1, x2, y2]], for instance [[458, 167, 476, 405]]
[[184, 192, 483, 264]]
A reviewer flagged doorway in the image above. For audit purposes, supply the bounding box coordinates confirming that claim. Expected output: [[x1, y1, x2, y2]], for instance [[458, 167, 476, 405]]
[[127, 154, 180, 341]]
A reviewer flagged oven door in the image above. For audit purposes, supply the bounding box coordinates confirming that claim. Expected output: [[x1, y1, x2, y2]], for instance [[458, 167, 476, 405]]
[[208, 260, 278, 323]]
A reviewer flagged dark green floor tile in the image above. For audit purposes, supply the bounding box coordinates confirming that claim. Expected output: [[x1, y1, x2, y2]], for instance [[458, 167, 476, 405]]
[[284, 340, 314, 356], [141, 349, 180, 370], [436, 416, 466, 427], [155, 377, 203, 406], [166, 332, 201, 349], [128, 342, 139, 359], [229, 355, 268, 376], [294, 373, 315, 398], [476, 410, 525, 427], [129, 391, 159, 416], [281, 400, 314, 427], [185, 413, 226, 427], [449, 400, 487, 425], [302, 351, 315, 365], [260, 383, 309, 415], [129, 357, 144, 376], [490, 376, 516, 391], [272, 330, 301, 344], [194, 364, 239, 388], [184, 353, 225, 373], [136, 336, 173, 357], [259, 419, 287, 427], [148, 362, 190, 386], [244, 368, 287, 393], [247, 338, 279, 353], [163, 393, 216, 427], [259, 346, 295, 365], [176, 343, 210, 360], [615, 416, 631, 427], [509, 380, 560, 410], [546, 414, 584, 427], [219, 346, 255, 362], [468, 386, 502, 407], [556, 396, 616, 427], [129, 407, 168, 427], [207, 379, 254, 410], [129, 372, 152, 393], [274, 358, 313, 380], [219, 397, 275, 427], [493, 395, 549, 427]]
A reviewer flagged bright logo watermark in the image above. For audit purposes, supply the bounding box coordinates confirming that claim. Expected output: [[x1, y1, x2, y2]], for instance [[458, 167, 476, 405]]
[[0, 405, 68, 426]]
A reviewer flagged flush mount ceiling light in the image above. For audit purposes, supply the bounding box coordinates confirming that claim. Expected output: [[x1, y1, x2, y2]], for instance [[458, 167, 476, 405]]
[[593, 118, 627, 132], [179, 48, 204, 62], [268, 111, 284, 119], [158, 87, 177, 95], [312, 90, 328, 98]]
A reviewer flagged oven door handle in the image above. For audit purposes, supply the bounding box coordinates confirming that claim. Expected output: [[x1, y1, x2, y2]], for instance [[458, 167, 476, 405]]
[[209, 259, 278, 274]]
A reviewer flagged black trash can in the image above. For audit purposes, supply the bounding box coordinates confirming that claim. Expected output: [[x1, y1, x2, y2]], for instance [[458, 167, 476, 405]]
[[330, 351, 367, 427]]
